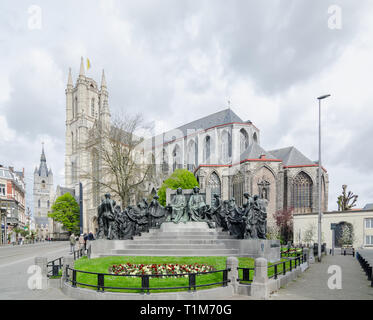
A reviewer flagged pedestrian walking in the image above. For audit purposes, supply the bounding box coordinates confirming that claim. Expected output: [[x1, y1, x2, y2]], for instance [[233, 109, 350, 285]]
[[88, 232, 94, 241], [78, 234, 85, 250], [83, 233, 88, 251], [69, 233, 76, 253]]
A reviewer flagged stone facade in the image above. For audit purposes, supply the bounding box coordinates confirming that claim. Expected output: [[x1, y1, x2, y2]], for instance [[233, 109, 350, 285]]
[[64, 60, 329, 234], [293, 209, 373, 248], [33, 145, 54, 239]]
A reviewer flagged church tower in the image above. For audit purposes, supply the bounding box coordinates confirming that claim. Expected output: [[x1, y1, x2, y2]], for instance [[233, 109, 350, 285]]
[[33, 144, 54, 238], [65, 58, 110, 233]]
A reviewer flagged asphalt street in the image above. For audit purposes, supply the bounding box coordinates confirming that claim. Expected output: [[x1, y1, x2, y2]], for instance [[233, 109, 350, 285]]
[[0, 241, 72, 299]]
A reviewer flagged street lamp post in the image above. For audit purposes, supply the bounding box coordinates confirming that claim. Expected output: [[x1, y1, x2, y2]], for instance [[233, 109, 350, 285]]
[[317, 94, 330, 262]]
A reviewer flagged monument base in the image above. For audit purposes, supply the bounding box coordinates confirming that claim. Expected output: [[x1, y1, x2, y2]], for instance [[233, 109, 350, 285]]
[[90, 222, 280, 262], [159, 221, 211, 232]]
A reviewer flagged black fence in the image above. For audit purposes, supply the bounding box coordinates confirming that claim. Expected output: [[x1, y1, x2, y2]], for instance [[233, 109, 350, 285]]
[[47, 257, 63, 277], [237, 267, 255, 283], [356, 252, 373, 287], [281, 247, 304, 258], [341, 247, 355, 257], [64, 267, 231, 294], [73, 248, 87, 260], [237, 254, 306, 284], [268, 255, 305, 280]]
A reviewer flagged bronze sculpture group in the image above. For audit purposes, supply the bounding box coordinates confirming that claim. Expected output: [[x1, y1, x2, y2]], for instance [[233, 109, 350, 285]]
[[96, 187, 268, 240]]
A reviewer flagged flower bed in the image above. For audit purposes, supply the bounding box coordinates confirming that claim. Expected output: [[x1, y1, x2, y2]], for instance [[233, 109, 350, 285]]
[[110, 262, 215, 277]]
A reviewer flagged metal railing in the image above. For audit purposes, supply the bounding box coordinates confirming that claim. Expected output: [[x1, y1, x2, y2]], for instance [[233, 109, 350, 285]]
[[281, 247, 304, 258], [237, 267, 255, 283], [268, 254, 305, 280], [64, 267, 231, 294], [47, 257, 63, 277], [356, 252, 373, 287], [237, 254, 306, 284], [73, 248, 87, 260], [341, 247, 355, 257]]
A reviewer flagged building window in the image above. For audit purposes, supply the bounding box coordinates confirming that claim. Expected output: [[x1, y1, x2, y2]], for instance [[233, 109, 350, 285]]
[[91, 98, 95, 116], [172, 145, 182, 171], [47, 200, 50, 208], [0, 184, 5, 196], [253, 132, 258, 143], [232, 172, 244, 207], [162, 149, 169, 175], [38, 199, 41, 208], [366, 235, 373, 245], [41, 180, 46, 188], [366, 218, 373, 229], [207, 172, 221, 205], [203, 136, 211, 164], [187, 140, 197, 172], [291, 172, 313, 213], [220, 130, 232, 163], [240, 128, 249, 154]]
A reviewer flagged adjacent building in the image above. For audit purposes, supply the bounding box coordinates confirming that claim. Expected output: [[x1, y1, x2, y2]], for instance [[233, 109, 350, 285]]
[[293, 207, 373, 249], [0, 165, 26, 244]]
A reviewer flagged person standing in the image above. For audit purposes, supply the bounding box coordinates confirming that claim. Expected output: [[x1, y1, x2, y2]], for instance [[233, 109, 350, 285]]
[[69, 233, 76, 253], [78, 234, 85, 250]]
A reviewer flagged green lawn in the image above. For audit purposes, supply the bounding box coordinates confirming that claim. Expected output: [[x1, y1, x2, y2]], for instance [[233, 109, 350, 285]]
[[70, 255, 298, 293]]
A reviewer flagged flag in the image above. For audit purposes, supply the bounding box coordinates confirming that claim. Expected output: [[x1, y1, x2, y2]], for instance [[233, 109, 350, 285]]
[[87, 58, 91, 70]]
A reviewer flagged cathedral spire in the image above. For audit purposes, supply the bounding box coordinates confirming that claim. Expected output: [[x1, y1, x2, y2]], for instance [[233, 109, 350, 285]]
[[101, 69, 107, 89], [79, 56, 85, 77], [41, 142, 46, 162], [67, 67, 73, 87]]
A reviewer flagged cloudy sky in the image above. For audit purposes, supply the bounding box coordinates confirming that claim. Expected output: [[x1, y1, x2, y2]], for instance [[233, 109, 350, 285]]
[[1, 0, 372, 214]]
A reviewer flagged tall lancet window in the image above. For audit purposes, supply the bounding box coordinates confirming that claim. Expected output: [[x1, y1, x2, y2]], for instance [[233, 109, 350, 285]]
[[291, 171, 313, 213], [220, 130, 231, 163], [187, 140, 197, 171], [74, 97, 78, 118], [203, 136, 211, 164], [91, 98, 95, 117], [172, 145, 182, 171], [208, 172, 221, 205], [240, 129, 249, 154]]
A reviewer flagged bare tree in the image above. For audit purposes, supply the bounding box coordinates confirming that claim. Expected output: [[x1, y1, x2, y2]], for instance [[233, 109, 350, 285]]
[[337, 185, 358, 211], [84, 113, 156, 208]]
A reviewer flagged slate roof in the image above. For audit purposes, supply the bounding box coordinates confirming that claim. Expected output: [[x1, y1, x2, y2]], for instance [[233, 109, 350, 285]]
[[175, 108, 244, 136], [240, 142, 277, 161], [363, 203, 373, 210], [268, 146, 315, 166]]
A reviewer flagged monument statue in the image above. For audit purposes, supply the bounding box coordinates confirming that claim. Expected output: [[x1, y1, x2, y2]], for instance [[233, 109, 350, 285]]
[[148, 195, 167, 228], [205, 193, 222, 227], [94, 189, 268, 240], [96, 193, 116, 239], [188, 186, 207, 222], [167, 187, 188, 223], [226, 197, 246, 239]]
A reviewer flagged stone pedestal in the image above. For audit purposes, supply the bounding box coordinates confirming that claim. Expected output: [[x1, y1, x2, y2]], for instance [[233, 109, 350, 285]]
[[250, 257, 269, 299], [160, 222, 211, 232], [226, 257, 239, 293]]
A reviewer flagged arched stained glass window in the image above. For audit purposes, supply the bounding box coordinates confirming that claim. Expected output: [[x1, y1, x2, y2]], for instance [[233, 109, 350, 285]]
[[291, 172, 313, 213], [232, 172, 245, 207], [208, 172, 221, 205], [203, 136, 211, 164], [240, 129, 249, 154]]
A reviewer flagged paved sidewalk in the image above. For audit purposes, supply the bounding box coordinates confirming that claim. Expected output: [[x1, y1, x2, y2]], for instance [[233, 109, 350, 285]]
[[269, 254, 373, 300]]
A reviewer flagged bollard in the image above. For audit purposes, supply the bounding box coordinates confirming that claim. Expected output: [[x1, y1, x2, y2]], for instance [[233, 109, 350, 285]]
[[226, 257, 239, 293], [251, 257, 269, 299]]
